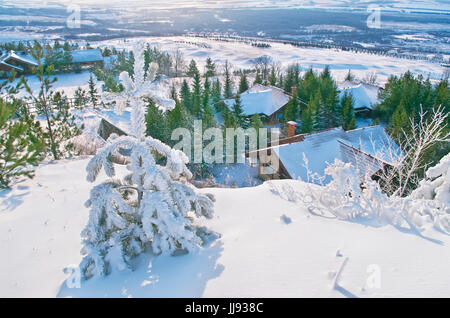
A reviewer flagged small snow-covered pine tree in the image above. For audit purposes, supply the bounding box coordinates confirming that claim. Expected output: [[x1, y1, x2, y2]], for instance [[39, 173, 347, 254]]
[[80, 43, 215, 279]]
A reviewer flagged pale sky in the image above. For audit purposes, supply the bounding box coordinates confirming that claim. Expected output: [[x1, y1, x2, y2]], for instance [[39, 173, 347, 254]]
[[2, 0, 449, 11]]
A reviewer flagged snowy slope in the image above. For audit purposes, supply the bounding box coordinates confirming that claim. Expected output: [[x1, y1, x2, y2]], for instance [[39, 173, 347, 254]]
[[1, 158, 449, 298], [102, 36, 446, 85]]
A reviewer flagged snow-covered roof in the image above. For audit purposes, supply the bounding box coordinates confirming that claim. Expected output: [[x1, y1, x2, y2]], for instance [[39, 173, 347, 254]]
[[2, 49, 104, 66], [273, 126, 403, 184], [223, 84, 290, 116], [0, 50, 38, 67], [338, 81, 380, 110], [71, 49, 103, 63]]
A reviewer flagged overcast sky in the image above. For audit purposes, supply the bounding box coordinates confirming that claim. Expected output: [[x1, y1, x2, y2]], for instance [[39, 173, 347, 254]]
[[2, 0, 449, 12]]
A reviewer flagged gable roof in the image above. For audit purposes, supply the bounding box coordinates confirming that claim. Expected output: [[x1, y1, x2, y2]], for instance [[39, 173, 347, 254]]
[[223, 84, 290, 116], [1, 49, 104, 67], [70, 49, 103, 63], [0, 50, 38, 68], [338, 81, 380, 110], [272, 125, 403, 184]]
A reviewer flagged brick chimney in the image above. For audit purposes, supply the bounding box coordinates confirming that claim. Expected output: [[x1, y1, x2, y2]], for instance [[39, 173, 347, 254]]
[[286, 121, 298, 137], [291, 86, 296, 96]]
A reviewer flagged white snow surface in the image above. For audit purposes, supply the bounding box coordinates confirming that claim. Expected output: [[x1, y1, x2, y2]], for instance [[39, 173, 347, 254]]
[[223, 84, 290, 116], [338, 82, 381, 110], [1, 157, 449, 297], [97, 36, 446, 85]]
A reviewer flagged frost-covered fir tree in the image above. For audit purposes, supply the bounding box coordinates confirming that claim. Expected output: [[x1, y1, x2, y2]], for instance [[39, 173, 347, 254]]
[[80, 43, 215, 279]]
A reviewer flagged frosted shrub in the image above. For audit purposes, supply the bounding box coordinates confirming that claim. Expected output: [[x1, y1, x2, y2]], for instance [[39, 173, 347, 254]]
[[304, 157, 450, 234], [411, 152, 450, 207], [80, 43, 215, 279]]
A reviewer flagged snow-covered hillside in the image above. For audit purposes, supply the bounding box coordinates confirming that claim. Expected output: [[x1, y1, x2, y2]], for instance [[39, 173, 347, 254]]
[[1, 157, 449, 298], [100, 36, 447, 85]]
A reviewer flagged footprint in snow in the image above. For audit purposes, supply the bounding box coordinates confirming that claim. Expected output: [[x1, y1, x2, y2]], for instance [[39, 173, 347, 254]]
[[280, 214, 292, 224]]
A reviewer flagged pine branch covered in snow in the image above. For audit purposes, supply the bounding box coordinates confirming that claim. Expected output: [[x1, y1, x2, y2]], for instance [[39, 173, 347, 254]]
[[79, 44, 215, 280], [101, 41, 174, 118]]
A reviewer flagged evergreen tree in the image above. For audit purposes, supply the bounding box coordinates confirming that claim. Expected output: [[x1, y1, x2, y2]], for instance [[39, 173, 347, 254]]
[[202, 77, 211, 107], [201, 78, 214, 129], [283, 97, 299, 122], [127, 51, 135, 78], [53, 40, 62, 50], [191, 71, 203, 117], [434, 79, 450, 111], [202, 102, 216, 130], [143, 43, 152, 79], [62, 44, 73, 72], [0, 98, 45, 188], [223, 108, 238, 128], [74, 87, 88, 109], [283, 64, 298, 93], [102, 74, 123, 93], [238, 73, 249, 94], [277, 74, 283, 88], [179, 79, 192, 112], [301, 105, 313, 133], [170, 84, 178, 103], [211, 79, 221, 104], [308, 90, 322, 131], [166, 100, 192, 133], [251, 114, 264, 148], [345, 69, 355, 82], [145, 98, 169, 144], [390, 102, 409, 136], [254, 70, 262, 85], [26, 47, 81, 160], [88, 74, 100, 108], [232, 94, 247, 128], [187, 59, 199, 77], [340, 92, 356, 131], [319, 67, 339, 128], [223, 60, 233, 99], [82, 98, 214, 280], [251, 114, 264, 131], [204, 57, 216, 77], [269, 67, 277, 86]]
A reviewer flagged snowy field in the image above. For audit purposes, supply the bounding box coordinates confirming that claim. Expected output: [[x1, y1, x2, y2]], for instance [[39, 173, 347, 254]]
[[9, 36, 447, 101], [0, 157, 449, 298], [99, 36, 447, 85]]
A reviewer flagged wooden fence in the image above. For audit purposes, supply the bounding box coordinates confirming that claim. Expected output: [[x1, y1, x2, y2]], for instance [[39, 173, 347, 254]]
[[11, 97, 99, 115]]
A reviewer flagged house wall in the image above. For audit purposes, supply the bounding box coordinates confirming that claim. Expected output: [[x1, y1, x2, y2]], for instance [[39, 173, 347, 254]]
[[257, 152, 291, 180]]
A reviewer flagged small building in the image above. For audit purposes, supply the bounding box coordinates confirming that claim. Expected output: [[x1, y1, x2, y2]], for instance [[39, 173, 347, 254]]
[[223, 84, 290, 123], [338, 81, 382, 114], [0, 48, 104, 76], [248, 125, 403, 184], [70, 49, 104, 68], [0, 50, 38, 75]]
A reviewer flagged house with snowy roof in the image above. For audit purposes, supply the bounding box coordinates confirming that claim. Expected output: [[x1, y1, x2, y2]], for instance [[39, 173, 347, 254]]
[[223, 84, 290, 123], [0, 48, 104, 76], [69, 49, 104, 67], [247, 125, 403, 184], [338, 81, 382, 114], [0, 50, 38, 75]]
